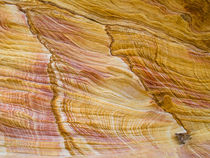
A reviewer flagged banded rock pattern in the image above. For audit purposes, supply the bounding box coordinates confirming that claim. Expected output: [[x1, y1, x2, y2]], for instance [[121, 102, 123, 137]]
[[0, 3, 69, 157], [0, 0, 209, 157]]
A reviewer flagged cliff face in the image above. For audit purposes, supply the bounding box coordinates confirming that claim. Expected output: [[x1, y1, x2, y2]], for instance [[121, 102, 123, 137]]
[[0, 0, 209, 157]]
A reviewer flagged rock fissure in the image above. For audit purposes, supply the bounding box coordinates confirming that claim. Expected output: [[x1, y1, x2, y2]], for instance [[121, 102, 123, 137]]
[[104, 24, 190, 143]]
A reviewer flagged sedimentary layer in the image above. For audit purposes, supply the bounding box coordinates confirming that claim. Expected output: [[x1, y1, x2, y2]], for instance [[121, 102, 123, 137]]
[[0, 0, 209, 157]]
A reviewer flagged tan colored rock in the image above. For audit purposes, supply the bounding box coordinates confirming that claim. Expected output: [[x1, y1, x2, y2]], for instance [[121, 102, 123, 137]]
[[0, 0, 209, 157]]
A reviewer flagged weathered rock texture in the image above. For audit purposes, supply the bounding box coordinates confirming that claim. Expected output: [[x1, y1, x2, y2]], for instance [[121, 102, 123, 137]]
[[0, 0, 209, 157]]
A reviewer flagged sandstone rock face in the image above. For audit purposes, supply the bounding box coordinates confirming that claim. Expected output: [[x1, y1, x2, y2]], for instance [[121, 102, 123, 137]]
[[0, 0, 209, 157]]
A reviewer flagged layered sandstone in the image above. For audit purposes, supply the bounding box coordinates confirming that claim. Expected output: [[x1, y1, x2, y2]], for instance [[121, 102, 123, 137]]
[[0, 0, 209, 157]]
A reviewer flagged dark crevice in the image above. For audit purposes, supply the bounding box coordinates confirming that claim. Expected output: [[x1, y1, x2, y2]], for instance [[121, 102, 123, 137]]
[[175, 133, 191, 144]]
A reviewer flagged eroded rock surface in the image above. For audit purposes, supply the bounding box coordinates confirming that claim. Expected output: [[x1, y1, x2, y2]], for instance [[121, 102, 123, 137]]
[[0, 0, 209, 157]]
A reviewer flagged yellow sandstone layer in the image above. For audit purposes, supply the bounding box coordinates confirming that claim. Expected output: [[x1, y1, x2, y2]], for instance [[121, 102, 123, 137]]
[[0, 0, 209, 157]]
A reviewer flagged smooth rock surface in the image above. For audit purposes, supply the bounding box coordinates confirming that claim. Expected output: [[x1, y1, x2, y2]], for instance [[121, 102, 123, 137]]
[[0, 0, 209, 157]]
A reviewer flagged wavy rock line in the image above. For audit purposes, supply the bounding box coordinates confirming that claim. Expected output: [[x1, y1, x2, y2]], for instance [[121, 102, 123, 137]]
[[0, 3, 69, 157], [0, 0, 209, 158]]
